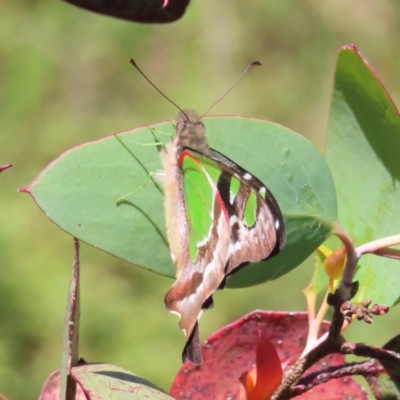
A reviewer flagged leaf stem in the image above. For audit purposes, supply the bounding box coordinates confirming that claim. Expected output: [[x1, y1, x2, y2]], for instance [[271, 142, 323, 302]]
[[332, 224, 358, 300], [373, 248, 400, 260], [356, 234, 400, 258], [60, 238, 81, 400], [334, 227, 400, 300]]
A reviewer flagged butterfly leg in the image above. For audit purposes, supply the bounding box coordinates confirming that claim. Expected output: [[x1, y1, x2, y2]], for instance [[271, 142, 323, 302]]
[[115, 171, 164, 205], [113, 132, 166, 205], [148, 124, 174, 148]]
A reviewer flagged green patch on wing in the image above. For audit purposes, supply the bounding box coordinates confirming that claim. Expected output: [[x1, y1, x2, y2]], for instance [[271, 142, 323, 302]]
[[230, 177, 240, 199], [244, 190, 257, 227], [182, 153, 218, 261]]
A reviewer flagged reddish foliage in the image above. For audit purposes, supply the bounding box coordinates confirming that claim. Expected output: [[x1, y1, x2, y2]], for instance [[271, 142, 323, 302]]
[[239, 332, 284, 400], [62, 0, 189, 23], [0, 165, 12, 173], [39, 370, 86, 400], [170, 311, 367, 400]]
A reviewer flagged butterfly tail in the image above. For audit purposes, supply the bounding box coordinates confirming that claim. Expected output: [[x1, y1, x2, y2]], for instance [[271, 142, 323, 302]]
[[182, 322, 203, 365]]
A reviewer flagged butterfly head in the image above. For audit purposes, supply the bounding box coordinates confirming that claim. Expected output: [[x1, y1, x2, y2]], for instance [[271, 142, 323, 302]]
[[176, 110, 210, 155]]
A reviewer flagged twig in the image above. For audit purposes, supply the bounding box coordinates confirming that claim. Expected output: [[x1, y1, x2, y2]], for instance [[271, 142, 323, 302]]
[[341, 342, 400, 365], [291, 359, 382, 397], [273, 225, 397, 398], [272, 294, 346, 400], [356, 234, 400, 258], [60, 238, 81, 400], [273, 292, 394, 399], [332, 225, 358, 300]]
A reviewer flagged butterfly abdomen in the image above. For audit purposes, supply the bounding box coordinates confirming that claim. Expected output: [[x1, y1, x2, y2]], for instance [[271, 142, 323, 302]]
[[162, 142, 192, 274]]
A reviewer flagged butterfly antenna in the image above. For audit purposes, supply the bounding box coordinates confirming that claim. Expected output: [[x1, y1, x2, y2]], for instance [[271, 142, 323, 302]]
[[200, 61, 262, 119], [129, 58, 189, 120]]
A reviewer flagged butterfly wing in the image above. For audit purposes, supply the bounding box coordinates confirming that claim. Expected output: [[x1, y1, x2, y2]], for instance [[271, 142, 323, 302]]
[[207, 148, 286, 276], [164, 149, 231, 364]]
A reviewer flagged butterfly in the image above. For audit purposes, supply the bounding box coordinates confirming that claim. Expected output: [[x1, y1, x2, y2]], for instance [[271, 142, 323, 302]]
[[162, 110, 286, 365], [128, 58, 285, 364]]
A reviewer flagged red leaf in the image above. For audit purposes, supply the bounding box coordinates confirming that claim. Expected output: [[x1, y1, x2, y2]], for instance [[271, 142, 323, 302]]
[[39, 370, 86, 400], [0, 164, 12, 173], [250, 332, 283, 400], [62, 0, 189, 23], [170, 311, 368, 400]]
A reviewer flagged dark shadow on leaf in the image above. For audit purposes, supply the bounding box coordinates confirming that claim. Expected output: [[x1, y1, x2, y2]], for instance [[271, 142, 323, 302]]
[[114, 131, 169, 247], [117, 199, 169, 248], [94, 371, 167, 392], [114, 133, 164, 194]]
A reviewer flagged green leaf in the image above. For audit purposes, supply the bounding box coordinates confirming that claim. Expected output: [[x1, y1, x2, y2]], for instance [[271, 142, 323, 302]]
[[326, 45, 400, 306], [24, 116, 337, 288], [303, 249, 329, 302], [71, 364, 174, 400]]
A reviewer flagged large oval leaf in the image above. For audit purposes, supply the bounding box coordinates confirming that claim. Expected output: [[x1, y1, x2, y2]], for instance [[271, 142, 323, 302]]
[[326, 45, 400, 306], [24, 116, 337, 287]]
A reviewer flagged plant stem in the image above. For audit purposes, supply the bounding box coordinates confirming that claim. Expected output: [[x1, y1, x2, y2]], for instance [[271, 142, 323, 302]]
[[374, 248, 400, 260], [292, 360, 382, 397], [333, 224, 358, 300], [356, 234, 400, 258]]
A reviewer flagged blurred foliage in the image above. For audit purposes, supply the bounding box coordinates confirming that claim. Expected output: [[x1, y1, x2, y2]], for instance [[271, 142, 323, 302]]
[[1, 1, 400, 399]]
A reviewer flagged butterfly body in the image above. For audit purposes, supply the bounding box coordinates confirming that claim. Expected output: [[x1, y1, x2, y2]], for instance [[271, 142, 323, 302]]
[[163, 110, 285, 364]]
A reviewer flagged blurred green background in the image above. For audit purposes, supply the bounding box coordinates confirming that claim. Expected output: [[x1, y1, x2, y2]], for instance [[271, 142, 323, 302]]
[[1, 1, 400, 399]]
